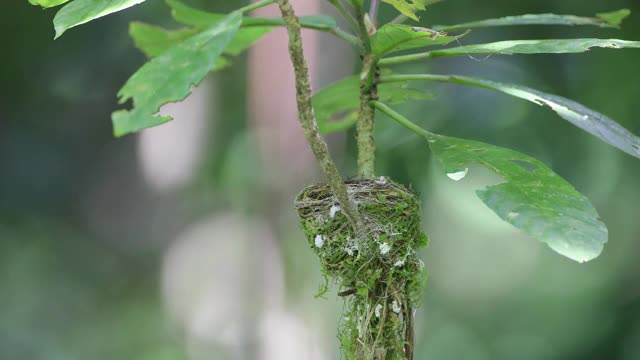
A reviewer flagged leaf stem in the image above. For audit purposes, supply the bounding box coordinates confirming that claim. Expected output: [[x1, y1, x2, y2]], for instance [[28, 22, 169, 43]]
[[391, 14, 408, 24], [379, 73, 499, 92], [327, 0, 361, 36], [379, 73, 451, 84], [242, 17, 360, 46], [369, 0, 380, 26], [370, 101, 430, 137], [242, 17, 360, 45], [238, 0, 276, 14], [379, 51, 432, 66], [329, 28, 360, 46], [276, 0, 362, 231]]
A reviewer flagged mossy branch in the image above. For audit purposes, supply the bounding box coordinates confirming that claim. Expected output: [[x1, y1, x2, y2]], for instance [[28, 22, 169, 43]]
[[354, 3, 378, 178], [276, 0, 362, 231]]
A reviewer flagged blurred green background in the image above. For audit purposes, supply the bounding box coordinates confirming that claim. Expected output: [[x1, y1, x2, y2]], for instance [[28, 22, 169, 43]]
[[1, 0, 639, 359]]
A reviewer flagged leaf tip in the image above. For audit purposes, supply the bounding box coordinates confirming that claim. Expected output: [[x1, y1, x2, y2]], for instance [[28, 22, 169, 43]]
[[547, 241, 605, 263], [53, 27, 65, 39], [446, 168, 468, 181]]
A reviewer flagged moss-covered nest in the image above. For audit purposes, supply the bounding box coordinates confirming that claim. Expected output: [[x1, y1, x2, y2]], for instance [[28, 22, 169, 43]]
[[295, 178, 428, 360]]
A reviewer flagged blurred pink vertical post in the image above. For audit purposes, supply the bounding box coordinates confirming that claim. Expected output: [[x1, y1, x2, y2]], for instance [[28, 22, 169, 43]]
[[248, 0, 320, 185]]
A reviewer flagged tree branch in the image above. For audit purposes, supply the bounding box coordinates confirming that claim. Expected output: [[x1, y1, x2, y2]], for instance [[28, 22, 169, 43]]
[[353, 2, 377, 177], [276, 0, 362, 230]]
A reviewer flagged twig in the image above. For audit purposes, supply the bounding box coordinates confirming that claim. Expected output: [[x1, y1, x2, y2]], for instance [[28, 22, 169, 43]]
[[276, 0, 362, 231], [238, 0, 276, 13]]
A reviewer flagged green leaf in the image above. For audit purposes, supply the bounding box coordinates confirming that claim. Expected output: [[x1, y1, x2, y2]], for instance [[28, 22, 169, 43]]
[[167, 0, 226, 28], [167, 0, 336, 30], [382, 0, 442, 21], [111, 11, 241, 137], [425, 133, 607, 262], [129, 22, 271, 58], [129, 23, 197, 57], [371, 24, 466, 58], [435, 9, 632, 32], [445, 76, 640, 159], [29, 0, 70, 8], [313, 76, 432, 134], [129, 23, 230, 70], [596, 9, 631, 28], [53, 0, 147, 38], [428, 38, 640, 58], [223, 26, 273, 56]]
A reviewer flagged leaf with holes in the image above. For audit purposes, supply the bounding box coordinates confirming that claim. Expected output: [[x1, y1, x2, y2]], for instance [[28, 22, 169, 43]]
[[427, 38, 640, 58], [371, 24, 466, 58], [425, 132, 607, 262], [435, 9, 631, 32], [111, 11, 241, 136], [129, 23, 197, 57], [313, 76, 432, 134], [129, 21, 270, 58], [53, 0, 147, 38]]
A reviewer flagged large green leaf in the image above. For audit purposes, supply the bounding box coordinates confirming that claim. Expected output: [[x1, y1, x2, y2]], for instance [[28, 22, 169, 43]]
[[425, 133, 607, 262], [29, 0, 70, 8], [373, 101, 608, 261], [447, 76, 640, 159], [382, 0, 442, 21], [435, 9, 631, 32], [111, 11, 241, 136], [167, 0, 336, 31], [129, 22, 271, 58], [370, 24, 466, 58], [428, 38, 640, 58], [313, 76, 432, 134], [53, 0, 147, 38]]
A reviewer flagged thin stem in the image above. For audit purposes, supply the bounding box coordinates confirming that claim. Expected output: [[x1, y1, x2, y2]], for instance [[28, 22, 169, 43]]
[[378, 73, 450, 84], [243, 17, 360, 46], [238, 0, 276, 13], [369, 0, 380, 27], [391, 14, 408, 24], [369, 100, 430, 137], [378, 51, 432, 66], [329, 28, 360, 46], [276, 0, 362, 231], [328, 0, 361, 35]]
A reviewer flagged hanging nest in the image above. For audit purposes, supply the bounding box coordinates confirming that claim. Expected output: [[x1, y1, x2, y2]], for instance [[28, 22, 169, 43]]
[[295, 177, 428, 360]]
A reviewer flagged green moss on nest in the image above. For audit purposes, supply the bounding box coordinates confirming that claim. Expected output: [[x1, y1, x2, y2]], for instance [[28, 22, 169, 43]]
[[295, 178, 428, 360]]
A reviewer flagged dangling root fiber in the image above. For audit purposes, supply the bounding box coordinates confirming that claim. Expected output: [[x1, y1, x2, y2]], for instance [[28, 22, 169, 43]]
[[295, 178, 428, 359]]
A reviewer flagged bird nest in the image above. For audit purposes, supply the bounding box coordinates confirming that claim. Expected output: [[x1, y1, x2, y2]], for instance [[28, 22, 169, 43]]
[[295, 177, 428, 359]]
